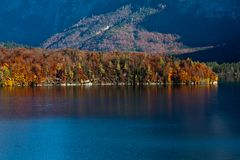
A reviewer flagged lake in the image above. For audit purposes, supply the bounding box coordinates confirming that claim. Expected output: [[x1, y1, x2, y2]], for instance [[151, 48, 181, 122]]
[[0, 84, 240, 160]]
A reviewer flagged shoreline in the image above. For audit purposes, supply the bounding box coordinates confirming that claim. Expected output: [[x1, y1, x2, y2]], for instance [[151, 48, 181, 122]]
[[0, 81, 218, 88]]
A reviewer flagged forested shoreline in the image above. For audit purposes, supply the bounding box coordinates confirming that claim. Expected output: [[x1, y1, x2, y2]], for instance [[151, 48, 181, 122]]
[[0, 48, 218, 87], [207, 62, 240, 82]]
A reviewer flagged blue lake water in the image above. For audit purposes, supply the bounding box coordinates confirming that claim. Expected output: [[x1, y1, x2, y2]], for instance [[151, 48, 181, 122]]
[[0, 84, 240, 160]]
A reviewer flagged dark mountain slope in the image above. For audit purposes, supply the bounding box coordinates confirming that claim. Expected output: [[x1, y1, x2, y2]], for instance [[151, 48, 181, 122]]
[[0, 0, 112, 45], [0, 0, 239, 61], [140, 0, 240, 61], [1, 0, 239, 46]]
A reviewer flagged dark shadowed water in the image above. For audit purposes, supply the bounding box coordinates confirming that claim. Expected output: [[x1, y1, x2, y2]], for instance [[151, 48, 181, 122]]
[[0, 84, 240, 160]]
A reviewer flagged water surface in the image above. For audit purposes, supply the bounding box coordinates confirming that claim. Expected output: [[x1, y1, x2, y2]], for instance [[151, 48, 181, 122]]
[[0, 84, 240, 160]]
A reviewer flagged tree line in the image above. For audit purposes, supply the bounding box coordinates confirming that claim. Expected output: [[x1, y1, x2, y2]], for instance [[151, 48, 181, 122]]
[[0, 48, 218, 87], [207, 62, 240, 82]]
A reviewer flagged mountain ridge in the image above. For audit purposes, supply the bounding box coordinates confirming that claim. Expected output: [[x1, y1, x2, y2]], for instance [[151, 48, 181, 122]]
[[1, 0, 239, 46], [42, 5, 211, 54], [0, 0, 239, 61]]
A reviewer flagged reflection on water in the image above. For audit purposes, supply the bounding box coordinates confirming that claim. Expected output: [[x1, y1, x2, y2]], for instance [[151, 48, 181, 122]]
[[0, 86, 218, 119], [0, 85, 240, 160]]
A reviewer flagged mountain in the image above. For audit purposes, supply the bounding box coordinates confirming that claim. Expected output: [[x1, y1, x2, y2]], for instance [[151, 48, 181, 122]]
[[43, 5, 210, 54], [141, 0, 240, 61], [0, 0, 240, 60], [0, 0, 122, 46]]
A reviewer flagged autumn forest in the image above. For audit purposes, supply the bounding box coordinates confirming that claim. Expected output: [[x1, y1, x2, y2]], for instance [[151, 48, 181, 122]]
[[0, 48, 218, 87]]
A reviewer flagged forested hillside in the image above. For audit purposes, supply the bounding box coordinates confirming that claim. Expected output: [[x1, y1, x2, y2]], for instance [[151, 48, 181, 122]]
[[43, 5, 208, 54]]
